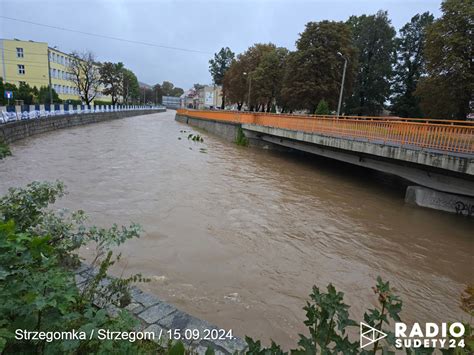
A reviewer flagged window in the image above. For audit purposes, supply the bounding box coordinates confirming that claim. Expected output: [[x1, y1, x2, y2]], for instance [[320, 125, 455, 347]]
[[52, 69, 56, 78], [18, 64, 25, 75], [17, 48, 24, 58]]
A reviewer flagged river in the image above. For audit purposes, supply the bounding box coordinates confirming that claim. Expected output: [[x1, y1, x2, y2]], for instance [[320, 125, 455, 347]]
[[0, 111, 472, 349]]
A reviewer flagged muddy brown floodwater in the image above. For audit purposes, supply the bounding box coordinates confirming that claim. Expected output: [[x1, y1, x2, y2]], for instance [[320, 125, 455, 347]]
[[0, 111, 472, 349]]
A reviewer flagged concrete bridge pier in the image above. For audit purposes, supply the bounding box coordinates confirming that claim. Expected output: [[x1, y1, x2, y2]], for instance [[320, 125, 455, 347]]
[[405, 186, 474, 216]]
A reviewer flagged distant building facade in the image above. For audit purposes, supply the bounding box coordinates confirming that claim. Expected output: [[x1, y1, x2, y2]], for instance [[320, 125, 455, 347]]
[[180, 85, 223, 109], [162, 95, 181, 109], [0, 38, 108, 103]]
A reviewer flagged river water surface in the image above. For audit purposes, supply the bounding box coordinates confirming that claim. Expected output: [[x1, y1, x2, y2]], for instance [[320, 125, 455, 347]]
[[0, 111, 472, 348]]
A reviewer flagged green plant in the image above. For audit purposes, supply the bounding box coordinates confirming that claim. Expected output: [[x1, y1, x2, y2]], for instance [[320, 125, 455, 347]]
[[244, 277, 474, 354], [0, 141, 11, 159], [187, 133, 204, 142], [235, 126, 248, 146], [314, 99, 330, 115], [0, 181, 165, 353]]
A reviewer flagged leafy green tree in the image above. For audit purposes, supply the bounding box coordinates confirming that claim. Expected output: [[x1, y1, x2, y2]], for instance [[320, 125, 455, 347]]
[[415, 0, 473, 119], [99, 62, 125, 105], [391, 12, 434, 118], [159, 81, 183, 98], [223, 59, 247, 110], [171, 87, 184, 97], [36, 85, 60, 104], [17, 82, 35, 105], [252, 46, 289, 112], [281, 21, 357, 113], [315, 99, 330, 114], [209, 47, 235, 108], [345, 11, 396, 116], [122, 68, 140, 104]]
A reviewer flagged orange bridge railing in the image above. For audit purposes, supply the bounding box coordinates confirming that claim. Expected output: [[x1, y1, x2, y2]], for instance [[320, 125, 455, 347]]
[[176, 109, 474, 154]]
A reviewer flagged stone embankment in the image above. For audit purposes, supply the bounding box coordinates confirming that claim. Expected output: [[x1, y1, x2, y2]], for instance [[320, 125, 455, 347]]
[[74, 264, 247, 354], [0, 109, 165, 143]]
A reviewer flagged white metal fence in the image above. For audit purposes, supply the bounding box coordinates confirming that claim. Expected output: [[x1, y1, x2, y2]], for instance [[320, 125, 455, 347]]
[[0, 105, 165, 124]]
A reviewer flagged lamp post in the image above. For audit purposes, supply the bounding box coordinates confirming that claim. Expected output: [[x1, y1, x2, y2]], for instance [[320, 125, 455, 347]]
[[336, 51, 348, 117], [243, 71, 252, 111]]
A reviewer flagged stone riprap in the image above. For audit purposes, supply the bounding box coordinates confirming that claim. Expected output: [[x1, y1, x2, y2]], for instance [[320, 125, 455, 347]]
[[0, 109, 165, 144], [74, 264, 247, 354]]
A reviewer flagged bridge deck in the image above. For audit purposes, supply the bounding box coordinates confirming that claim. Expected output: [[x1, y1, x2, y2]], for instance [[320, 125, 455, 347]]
[[177, 109, 474, 155]]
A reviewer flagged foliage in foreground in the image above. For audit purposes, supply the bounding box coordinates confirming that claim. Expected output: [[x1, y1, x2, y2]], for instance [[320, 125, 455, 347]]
[[246, 279, 473, 355], [0, 141, 11, 159], [0, 181, 155, 353]]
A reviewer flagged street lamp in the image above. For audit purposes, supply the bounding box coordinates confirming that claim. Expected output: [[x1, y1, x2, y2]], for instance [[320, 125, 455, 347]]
[[336, 51, 348, 117], [243, 71, 252, 111]]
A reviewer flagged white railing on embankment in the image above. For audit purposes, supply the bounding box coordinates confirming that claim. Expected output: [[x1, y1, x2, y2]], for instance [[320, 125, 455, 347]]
[[0, 105, 165, 124]]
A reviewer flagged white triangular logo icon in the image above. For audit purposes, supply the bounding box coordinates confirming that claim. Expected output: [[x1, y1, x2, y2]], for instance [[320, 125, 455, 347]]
[[360, 322, 387, 349]]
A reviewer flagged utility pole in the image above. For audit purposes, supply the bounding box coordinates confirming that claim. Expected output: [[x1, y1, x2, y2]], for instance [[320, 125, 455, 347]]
[[47, 49, 53, 106], [243, 72, 252, 111], [336, 52, 348, 118]]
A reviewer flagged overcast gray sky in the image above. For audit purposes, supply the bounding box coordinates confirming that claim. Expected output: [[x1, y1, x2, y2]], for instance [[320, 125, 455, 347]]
[[1, 0, 442, 90]]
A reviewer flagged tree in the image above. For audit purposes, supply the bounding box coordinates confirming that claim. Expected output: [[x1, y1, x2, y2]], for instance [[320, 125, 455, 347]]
[[17, 82, 35, 105], [209, 47, 235, 108], [345, 11, 396, 116], [122, 68, 139, 104], [37, 85, 60, 104], [67, 51, 101, 105], [160, 81, 183, 97], [171, 87, 184, 97], [251, 46, 289, 112], [281, 21, 357, 113], [99, 62, 124, 105], [391, 12, 434, 118], [152, 84, 163, 104], [223, 43, 286, 112], [315, 99, 330, 114], [415, 0, 473, 119], [223, 59, 247, 110]]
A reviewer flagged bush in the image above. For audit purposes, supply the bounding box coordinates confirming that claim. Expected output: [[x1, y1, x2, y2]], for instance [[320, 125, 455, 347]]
[[0, 181, 159, 353], [235, 126, 248, 146], [0, 141, 11, 160], [314, 99, 330, 115]]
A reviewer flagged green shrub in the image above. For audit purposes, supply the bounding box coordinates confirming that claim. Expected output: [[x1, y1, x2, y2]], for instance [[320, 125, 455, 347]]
[[0, 141, 11, 160], [0, 181, 162, 353], [235, 126, 248, 146], [314, 99, 330, 115]]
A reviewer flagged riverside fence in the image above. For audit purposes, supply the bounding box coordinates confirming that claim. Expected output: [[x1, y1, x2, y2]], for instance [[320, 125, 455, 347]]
[[177, 109, 474, 154], [1, 104, 165, 124]]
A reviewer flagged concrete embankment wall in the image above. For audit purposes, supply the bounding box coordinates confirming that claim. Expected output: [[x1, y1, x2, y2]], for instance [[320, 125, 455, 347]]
[[175, 114, 239, 141], [175, 113, 290, 151], [1, 109, 166, 144]]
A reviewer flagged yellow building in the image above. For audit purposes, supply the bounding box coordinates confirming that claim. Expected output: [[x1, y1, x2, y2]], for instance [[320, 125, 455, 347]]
[[0, 38, 109, 103]]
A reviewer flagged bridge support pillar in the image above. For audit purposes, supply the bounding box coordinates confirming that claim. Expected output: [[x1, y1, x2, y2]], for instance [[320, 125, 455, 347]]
[[405, 186, 474, 216]]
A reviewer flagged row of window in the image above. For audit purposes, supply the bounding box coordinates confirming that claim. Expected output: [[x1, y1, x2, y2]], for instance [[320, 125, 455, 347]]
[[52, 85, 103, 97], [53, 84, 78, 95], [51, 68, 72, 80], [50, 52, 70, 66], [15, 47, 71, 67]]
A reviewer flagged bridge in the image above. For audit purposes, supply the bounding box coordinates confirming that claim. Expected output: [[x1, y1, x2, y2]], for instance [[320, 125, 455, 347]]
[[176, 109, 474, 215]]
